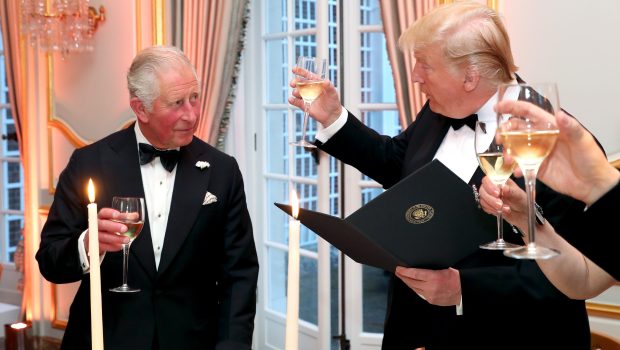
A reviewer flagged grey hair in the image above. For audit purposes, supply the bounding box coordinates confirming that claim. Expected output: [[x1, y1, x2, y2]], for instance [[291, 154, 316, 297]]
[[127, 45, 199, 111]]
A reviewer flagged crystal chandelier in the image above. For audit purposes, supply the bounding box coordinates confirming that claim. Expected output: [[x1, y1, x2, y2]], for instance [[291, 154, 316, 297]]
[[21, 0, 106, 56]]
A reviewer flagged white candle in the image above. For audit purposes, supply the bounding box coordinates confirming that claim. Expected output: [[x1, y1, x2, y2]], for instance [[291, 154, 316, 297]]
[[87, 179, 104, 350], [285, 190, 300, 350]]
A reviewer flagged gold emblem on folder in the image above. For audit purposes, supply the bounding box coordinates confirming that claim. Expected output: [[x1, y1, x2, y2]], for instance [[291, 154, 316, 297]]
[[405, 204, 434, 224]]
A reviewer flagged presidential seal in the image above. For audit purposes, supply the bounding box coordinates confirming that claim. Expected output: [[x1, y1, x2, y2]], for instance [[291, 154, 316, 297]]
[[405, 204, 434, 224]]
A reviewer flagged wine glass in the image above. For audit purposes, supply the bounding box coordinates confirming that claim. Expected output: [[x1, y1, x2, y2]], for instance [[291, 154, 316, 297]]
[[497, 83, 561, 259], [475, 121, 521, 250], [290, 56, 327, 149], [109, 196, 145, 292]]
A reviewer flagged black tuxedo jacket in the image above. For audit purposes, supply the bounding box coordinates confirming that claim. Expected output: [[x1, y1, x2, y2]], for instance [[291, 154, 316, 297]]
[[319, 103, 590, 350], [36, 127, 259, 350]]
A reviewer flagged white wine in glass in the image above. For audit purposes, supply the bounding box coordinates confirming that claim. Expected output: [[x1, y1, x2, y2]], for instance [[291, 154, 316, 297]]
[[109, 196, 145, 293], [291, 56, 327, 149], [475, 121, 521, 250], [497, 83, 561, 260]]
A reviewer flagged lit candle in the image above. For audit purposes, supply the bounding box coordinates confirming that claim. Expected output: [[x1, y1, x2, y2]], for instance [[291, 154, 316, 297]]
[[87, 179, 104, 350], [285, 190, 300, 350]]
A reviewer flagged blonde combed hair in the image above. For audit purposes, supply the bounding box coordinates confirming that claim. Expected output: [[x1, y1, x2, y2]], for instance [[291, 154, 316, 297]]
[[399, 1, 517, 85]]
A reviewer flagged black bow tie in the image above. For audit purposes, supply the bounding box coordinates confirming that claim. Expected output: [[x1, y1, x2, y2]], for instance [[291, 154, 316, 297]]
[[138, 143, 180, 172], [448, 114, 478, 130]]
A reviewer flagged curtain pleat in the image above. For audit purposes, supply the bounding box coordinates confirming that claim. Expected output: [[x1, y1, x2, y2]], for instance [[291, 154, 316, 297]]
[[380, 0, 437, 129], [182, 0, 250, 149]]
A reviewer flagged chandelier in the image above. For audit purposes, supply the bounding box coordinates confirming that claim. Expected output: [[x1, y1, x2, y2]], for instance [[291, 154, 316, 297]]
[[21, 0, 106, 56]]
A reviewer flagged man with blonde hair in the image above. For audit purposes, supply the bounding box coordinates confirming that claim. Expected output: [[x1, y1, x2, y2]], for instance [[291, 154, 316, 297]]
[[289, 2, 589, 349]]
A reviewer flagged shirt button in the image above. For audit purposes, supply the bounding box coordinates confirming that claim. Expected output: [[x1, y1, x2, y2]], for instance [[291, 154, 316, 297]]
[[160, 181, 163, 185], [158, 214, 161, 218]]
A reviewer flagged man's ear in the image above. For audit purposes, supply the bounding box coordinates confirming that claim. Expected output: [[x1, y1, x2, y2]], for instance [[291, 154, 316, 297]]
[[463, 66, 480, 92], [130, 97, 149, 123]]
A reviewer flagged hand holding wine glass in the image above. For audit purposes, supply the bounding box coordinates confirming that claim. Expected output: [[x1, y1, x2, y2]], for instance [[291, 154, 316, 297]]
[[497, 83, 561, 260], [109, 196, 145, 293], [474, 121, 520, 250], [290, 56, 327, 149]]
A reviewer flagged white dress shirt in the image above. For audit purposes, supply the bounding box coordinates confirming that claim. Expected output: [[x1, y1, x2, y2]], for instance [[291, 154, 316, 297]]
[[79, 124, 178, 271]]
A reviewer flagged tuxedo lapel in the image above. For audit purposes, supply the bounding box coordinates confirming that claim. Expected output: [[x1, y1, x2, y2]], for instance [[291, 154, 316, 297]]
[[102, 128, 157, 279], [157, 139, 212, 276], [404, 105, 452, 175]]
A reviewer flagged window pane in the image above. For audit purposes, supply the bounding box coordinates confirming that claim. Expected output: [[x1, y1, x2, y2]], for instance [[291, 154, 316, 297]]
[[294, 0, 317, 30], [8, 187, 21, 210], [299, 256, 318, 324], [360, 0, 381, 25], [360, 32, 395, 104], [267, 247, 287, 314], [293, 34, 317, 60], [266, 110, 288, 174], [294, 182, 318, 253], [8, 218, 22, 248], [292, 121, 317, 178], [267, 178, 289, 244], [328, 156, 339, 216], [8, 161, 21, 184], [361, 189, 389, 333], [265, 0, 287, 34], [362, 110, 401, 136], [266, 39, 289, 104], [363, 266, 389, 333]]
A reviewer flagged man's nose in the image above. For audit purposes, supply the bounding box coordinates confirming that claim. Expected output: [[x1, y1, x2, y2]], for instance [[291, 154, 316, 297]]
[[412, 63, 423, 83]]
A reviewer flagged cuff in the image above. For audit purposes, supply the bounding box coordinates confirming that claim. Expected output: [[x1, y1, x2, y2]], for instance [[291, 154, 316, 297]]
[[78, 229, 106, 274], [315, 107, 348, 143], [456, 295, 463, 316]]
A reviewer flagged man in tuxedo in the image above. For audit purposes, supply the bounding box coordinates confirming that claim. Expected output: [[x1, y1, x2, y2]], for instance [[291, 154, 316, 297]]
[[289, 2, 589, 349], [37, 46, 258, 350]]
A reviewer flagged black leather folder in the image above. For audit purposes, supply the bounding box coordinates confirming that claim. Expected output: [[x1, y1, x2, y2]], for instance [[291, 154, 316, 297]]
[[275, 160, 497, 272]]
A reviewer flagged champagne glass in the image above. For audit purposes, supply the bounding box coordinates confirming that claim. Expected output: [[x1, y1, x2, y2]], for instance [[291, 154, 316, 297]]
[[475, 121, 521, 250], [109, 196, 145, 292], [497, 83, 560, 259], [290, 56, 327, 149]]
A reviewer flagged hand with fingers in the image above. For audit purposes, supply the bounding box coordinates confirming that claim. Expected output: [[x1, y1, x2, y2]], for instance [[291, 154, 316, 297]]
[[394, 266, 462, 306], [84, 208, 131, 255], [288, 67, 343, 128]]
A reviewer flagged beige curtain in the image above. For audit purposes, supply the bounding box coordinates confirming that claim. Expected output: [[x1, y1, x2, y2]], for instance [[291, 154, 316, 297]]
[[182, 0, 250, 149], [380, 0, 438, 129], [0, 0, 30, 321]]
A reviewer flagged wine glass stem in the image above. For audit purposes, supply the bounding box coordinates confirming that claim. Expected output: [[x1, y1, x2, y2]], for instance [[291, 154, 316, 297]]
[[121, 243, 130, 287], [496, 184, 505, 242], [524, 168, 537, 247], [301, 102, 311, 142]]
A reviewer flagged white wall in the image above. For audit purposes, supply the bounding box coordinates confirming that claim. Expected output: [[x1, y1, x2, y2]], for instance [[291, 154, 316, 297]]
[[500, 0, 620, 338], [500, 0, 620, 161]]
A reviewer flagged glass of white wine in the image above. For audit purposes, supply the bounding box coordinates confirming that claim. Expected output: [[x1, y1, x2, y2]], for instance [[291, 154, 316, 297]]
[[290, 56, 327, 149], [109, 196, 145, 293], [475, 121, 521, 250], [497, 83, 561, 260]]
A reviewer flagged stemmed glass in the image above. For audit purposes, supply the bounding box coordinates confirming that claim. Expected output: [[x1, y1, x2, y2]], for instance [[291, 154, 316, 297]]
[[109, 196, 145, 292], [290, 56, 327, 149], [497, 83, 561, 259], [475, 121, 521, 250]]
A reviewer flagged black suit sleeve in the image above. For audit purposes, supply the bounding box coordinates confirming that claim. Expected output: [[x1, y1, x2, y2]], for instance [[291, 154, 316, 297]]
[[216, 159, 259, 349], [36, 149, 92, 284], [558, 181, 620, 280]]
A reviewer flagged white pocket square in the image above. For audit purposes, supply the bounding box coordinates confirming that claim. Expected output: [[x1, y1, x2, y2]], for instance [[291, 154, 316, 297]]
[[203, 191, 218, 205]]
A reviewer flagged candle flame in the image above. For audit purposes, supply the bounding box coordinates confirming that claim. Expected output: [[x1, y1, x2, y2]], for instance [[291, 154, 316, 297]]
[[291, 190, 299, 219], [88, 178, 95, 203], [10, 322, 27, 330]]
